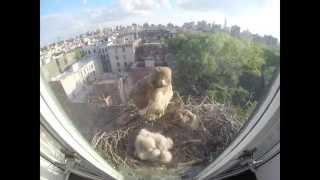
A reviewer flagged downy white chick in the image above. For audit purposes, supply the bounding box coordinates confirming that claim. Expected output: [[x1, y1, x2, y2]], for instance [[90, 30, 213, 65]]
[[135, 129, 161, 161], [134, 129, 174, 163], [160, 150, 173, 163], [152, 133, 173, 151]]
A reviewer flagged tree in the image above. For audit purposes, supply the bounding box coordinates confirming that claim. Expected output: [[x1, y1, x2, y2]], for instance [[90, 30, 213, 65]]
[[167, 32, 279, 119]]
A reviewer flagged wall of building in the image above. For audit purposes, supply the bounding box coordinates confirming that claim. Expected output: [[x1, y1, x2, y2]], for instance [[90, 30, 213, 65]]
[[107, 44, 135, 73], [57, 57, 103, 101], [42, 60, 61, 81], [139, 29, 173, 43], [56, 49, 83, 72], [145, 60, 155, 67], [134, 43, 167, 67], [59, 72, 84, 99]]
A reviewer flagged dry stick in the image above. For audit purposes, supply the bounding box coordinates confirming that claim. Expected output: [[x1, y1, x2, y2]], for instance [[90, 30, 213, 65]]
[[175, 92, 185, 106], [104, 128, 131, 168], [182, 139, 202, 145], [105, 135, 125, 167], [198, 96, 208, 107], [187, 95, 191, 105], [91, 130, 101, 145], [92, 132, 106, 149], [105, 142, 121, 167], [178, 159, 203, 167]]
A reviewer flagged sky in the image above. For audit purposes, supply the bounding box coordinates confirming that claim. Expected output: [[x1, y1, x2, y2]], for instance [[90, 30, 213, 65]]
[[40, 0, 280, 46]]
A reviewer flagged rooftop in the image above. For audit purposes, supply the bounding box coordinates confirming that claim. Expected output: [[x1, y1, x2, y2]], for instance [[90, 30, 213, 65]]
[[51, 57, 94, 81]]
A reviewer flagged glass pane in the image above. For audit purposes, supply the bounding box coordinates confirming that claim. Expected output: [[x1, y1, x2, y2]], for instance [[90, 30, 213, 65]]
[[41, 0, 279, 178]]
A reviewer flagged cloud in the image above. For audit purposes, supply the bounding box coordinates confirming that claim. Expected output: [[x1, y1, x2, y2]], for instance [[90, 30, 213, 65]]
[[41, 14, 87, 45], [40, 0, 279, 45], [84, 6, 133, 23], [175, 0, 279, 38], [119, 0, 171, 14], [227, 0, 279, 38], [40, 0, 173, 45], [40, 2, 134, 45], [83, 0, 87, 5], [176, 0, 268, 15]]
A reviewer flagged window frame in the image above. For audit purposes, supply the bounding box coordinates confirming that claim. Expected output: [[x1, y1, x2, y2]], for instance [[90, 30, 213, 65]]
[[40, 73, 123, 180], [195, 73, 280, 180], [40, 70, 279, 180]]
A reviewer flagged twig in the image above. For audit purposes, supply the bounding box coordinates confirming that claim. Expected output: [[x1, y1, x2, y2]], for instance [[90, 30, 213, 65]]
[[92, 132, 106, 149], [178, 159, 203, 167], [198, 96, 208, 107], [182, 139, 202, 145]]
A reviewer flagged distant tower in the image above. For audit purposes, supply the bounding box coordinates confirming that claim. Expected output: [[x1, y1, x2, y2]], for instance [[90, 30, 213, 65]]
[[224, 18, 227, 29]]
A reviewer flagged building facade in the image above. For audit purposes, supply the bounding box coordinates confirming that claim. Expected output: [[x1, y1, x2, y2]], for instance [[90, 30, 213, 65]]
[[134, 42, 168, 67], [51, 57, 103, 102], [139, 29, 174, 43], [107, 41, 141, 73]]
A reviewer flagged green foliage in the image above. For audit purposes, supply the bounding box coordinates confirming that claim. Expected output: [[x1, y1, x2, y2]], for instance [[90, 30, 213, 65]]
[[57, 48, 85, 72], [167, 32, 279, 121], [74, 48, 84, 60]]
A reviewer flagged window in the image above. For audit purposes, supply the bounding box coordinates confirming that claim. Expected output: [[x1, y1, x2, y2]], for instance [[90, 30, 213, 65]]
[[41, 1, 279, 179]]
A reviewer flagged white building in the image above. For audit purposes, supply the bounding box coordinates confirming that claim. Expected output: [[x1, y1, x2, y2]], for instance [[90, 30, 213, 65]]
[[51, 57, 103, 102], [107, 40, 141, 73], [81, 44, 112, 73]]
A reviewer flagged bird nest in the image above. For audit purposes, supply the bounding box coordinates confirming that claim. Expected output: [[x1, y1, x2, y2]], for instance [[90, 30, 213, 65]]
[[91, 93, 243, 176]]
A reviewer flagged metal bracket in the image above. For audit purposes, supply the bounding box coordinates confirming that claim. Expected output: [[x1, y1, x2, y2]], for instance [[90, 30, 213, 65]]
[[237, 148, 262, 173], [60, 149, 82, 174]]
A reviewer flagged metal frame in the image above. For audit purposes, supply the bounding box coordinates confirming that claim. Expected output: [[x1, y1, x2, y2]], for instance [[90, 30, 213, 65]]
[[195, 74, 280, 180], [40, 74, 123, 180]]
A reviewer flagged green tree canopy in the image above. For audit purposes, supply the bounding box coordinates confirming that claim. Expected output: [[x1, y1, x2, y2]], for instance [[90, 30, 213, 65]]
[[166, 32, 279, 120]]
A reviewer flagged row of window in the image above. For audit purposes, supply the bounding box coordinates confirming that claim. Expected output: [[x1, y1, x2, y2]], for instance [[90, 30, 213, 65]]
[[114, 46, 126, 54], [81, 47, 108, 56], [115, 55, 127, 60], [81, 63, 95, 79], [116, 62, 128, 67]]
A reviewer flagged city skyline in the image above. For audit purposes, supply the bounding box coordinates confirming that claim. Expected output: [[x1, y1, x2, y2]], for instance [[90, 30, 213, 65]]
[[41, 0, 279, 46]]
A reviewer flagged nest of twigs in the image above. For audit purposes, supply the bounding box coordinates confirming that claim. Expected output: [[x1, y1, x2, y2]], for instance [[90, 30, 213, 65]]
[[91, 92, 243, 174]]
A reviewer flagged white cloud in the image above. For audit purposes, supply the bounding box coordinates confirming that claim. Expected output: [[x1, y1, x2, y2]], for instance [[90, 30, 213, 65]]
[[40, 2, 134, 45], [83, 0, 87, 5], [40, 0, 279, 45], [119, 0, 171, 14], [227, 0, 279, 38], [175, 0, 279, 38], [41, 14, 88, 44]]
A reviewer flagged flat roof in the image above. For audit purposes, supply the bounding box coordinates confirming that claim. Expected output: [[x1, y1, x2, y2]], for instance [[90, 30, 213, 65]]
[[51, 57, 94, 81]]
